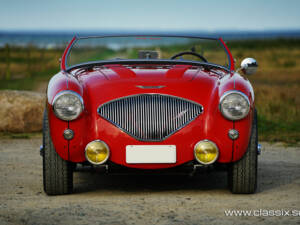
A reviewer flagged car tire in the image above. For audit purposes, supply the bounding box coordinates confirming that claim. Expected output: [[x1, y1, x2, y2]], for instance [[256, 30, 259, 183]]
[[42, 109, 73, 195], [228, 109, 258, 194]]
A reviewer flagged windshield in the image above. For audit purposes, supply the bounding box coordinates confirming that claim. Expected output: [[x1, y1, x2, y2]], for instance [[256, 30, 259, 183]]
[[66, 36, 231, 70]]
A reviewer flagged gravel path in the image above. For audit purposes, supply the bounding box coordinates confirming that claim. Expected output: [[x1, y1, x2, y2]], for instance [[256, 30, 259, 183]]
[[0, 138, 299, 225]]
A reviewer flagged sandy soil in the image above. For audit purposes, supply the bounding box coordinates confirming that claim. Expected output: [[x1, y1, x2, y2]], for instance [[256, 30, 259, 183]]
[[0, 138, 299, 225]]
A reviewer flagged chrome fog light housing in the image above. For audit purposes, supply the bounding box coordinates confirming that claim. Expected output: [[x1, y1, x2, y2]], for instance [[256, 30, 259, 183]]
[[52, 90, 84, 121], [219, 91, 250, 121], [85, 140, 110, 165], [194, 140, 219, 165]]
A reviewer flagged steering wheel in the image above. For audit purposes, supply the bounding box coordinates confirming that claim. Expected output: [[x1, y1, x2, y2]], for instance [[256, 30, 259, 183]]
[[170, 51, 207, 62]]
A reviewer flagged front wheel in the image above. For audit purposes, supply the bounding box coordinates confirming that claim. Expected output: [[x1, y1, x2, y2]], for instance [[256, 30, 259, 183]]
[[228, 109, 258, 194], [42, 109, 73, 195]]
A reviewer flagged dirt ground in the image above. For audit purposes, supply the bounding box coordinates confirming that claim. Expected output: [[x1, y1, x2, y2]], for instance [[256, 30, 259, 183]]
[[0, 138, 299, 225]]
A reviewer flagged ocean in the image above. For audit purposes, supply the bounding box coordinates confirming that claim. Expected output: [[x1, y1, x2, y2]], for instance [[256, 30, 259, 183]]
[[1, 30, 300, 48]]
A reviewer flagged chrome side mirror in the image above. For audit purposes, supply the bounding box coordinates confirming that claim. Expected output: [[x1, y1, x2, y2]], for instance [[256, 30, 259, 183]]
[[240, 58, 258, 75]]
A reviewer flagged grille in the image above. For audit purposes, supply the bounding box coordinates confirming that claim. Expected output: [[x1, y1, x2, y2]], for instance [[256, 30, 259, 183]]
[[98, 94, 203, 141]]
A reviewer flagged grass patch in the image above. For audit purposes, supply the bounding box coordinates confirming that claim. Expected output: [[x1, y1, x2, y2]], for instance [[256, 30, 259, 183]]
[[258, 114, 300, 143]]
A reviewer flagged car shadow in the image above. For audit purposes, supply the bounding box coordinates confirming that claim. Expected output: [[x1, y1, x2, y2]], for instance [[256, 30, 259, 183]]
[[73, 169, 229, 194], [72, 158, 300, 195]]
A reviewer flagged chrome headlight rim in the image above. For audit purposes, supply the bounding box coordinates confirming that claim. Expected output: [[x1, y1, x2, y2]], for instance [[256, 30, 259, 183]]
[[52, 90, 84, 121], [84, 140, 110, 165], [194, 139, 219, 165], [219, 90, 250, 121]]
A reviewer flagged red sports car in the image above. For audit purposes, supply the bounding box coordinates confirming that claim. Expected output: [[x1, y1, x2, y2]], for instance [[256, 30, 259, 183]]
[[41, 35, 259, 195]]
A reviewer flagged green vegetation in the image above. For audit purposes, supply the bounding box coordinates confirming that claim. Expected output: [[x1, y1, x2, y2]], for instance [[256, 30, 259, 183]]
[[227, 39, 300, 144], [0, 39, 299, 143], [0, 45, 62, 90]]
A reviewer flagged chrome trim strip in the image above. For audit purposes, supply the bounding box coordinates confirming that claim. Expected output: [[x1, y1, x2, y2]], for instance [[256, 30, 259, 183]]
[[66, 59, 230, 73], [136, 85, 166, 89], [77, 34, 219, 40], [98, 94, 204, 142]]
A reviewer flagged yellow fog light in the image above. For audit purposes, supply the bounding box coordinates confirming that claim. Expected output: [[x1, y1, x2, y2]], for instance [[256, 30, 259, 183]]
[[194, 140, 219, 165], [85, 140, 110, 165]]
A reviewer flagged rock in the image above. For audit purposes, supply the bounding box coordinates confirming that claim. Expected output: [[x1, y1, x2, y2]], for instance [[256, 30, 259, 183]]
[[0, 90, 46, 132]]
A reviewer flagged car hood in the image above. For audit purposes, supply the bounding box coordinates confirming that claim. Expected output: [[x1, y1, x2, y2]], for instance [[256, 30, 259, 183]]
[[75, 64, 228, 107]]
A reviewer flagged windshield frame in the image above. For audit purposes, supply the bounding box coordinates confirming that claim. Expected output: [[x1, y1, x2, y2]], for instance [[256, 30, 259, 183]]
[[61, 35, 234, 72]]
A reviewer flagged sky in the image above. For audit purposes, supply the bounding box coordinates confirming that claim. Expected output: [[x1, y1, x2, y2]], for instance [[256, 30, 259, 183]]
[[1, 0, 300, 31]]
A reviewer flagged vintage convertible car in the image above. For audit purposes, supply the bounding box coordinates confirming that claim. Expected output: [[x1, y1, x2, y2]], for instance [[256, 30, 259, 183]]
[[41, 35, 259, 195]]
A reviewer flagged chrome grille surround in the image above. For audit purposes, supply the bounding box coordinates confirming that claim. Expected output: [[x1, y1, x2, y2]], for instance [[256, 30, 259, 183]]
[[98, 94, 203, 141]]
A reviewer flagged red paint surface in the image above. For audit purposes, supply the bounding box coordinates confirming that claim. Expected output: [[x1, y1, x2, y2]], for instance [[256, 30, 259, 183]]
[[165, 65, 192, 78], [60, 36, 76, 71], [219, 37, 235, 71], [49, 38, 253, 168], [48, 64, 254, 167]]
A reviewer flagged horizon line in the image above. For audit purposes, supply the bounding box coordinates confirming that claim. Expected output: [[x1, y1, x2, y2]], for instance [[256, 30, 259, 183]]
[[1, 28, 300, 33]]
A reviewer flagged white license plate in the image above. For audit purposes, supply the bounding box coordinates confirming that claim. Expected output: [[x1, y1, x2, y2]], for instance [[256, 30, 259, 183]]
[[126, 145, 176, 164]]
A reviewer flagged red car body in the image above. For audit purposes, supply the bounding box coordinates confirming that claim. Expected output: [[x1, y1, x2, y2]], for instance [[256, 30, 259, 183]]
[[43, 35, 258, 195], [47, 37, 254, 169]]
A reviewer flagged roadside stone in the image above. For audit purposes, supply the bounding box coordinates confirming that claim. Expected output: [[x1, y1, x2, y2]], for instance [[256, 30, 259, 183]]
[[0, 90, 45, 132]]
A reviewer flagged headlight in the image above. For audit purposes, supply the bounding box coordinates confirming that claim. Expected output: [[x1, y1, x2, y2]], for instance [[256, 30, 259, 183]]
[[52, 91, 84, 121], [219, 91, 250, 121]]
